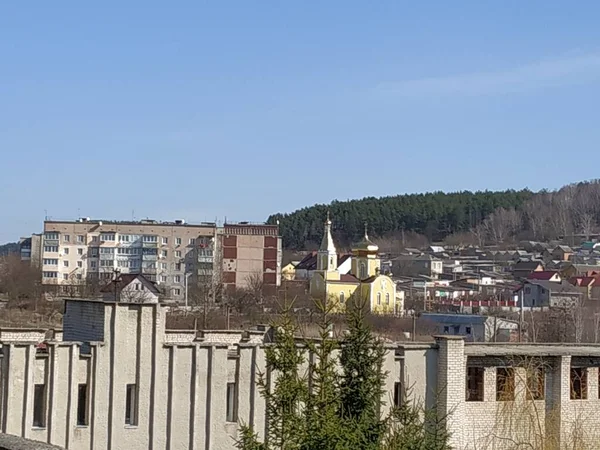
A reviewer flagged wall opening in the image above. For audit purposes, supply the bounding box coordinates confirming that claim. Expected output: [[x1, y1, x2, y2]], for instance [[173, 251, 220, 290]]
[[570, 367, 588, 400], [33, 384, 46, 428], [226, 382, 238, 423], [393, 381, 403, 407], [526, 367, 545, 400], [496, 367, 515, 401], [125, 384, 138, 425], [77, 384, 88, 426], [466, 367, 484, 401]]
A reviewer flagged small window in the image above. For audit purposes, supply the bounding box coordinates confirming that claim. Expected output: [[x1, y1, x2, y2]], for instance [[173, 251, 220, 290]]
[[176, 238, 182, 245], [77, 384, 88, 426], [189, 238, 196, 245], [385, 293, 390, 305], [393, 381, 403, 407], [527, 367, 545, 400], [466, 367, 484, 401], [453, 325, 460, 335], [77, 235, 85, 243], [377, 293, 381, 305], [571, 368, 588, 400], [443, 326, 449, 333], [64, 235, 70, 242], [340, 291, 345, 303], [78, 248, 83, 255], [64, 248, 69, 255], [33, 384, 46, 427], [64, 261, 69, 268], [125, 384, 138, 425], [175, 251, 182, 258], [162, 237, 168, 245], [161, 250, 168, 257], [173, 288, 181, 296], [77, 261, 83, 268], [226, 382, 238, 422], [496, 368, 515, 401], [465, 327, 472, 335], [175, 263, 181, 271]]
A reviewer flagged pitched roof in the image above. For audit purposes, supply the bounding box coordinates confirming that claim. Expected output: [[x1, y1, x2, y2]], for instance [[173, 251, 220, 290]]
[[527, 271, 560, 281], [100, 273, 160, 294], [569, 276, 596, 287], [527, 280, 582, 295], [295, 252, 351, 271], [513, 260, 544, 271], [555, 245, 573, 253]]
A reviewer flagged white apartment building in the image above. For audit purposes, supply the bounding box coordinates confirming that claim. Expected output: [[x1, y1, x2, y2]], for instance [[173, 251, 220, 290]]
[[1, 299, 600, 449], [40, 219, 217, 301]]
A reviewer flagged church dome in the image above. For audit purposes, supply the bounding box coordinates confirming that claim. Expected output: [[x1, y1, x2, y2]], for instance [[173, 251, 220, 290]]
[[353, 224, 379, 254]]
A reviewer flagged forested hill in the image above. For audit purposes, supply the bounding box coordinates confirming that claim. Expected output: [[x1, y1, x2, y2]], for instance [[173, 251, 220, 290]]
[[268, 190, 533, 249], [0, 243, 18, 256]]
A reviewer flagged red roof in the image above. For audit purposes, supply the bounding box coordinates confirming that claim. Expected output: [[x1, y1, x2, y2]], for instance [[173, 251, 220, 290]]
[[569, 276, 596, 287], [340, 273, 359, 283], [527, 271, 559, 281]]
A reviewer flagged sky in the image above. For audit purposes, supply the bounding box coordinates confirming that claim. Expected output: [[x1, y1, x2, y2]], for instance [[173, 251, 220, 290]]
[[2, 2, 600, 243]]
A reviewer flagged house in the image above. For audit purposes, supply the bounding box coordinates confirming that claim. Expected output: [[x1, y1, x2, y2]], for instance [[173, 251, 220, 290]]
[[294, 252, 352, 280], [281, 262, 297, 281], [309, 216, 397, 314], [428, 245, 445, 255], [526, 270, 562, 282], [512, 260, 544, 279], [560, 263, 600, 279], [392, 254, 443, 278], [420, 313, 519, 342], [100, 273, 160, 303], [520, 280, 583, 307], [552, 245, 574, 261]]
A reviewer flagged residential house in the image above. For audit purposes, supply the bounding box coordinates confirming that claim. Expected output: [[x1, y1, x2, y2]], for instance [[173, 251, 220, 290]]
[[99, 273, 160, 303], [552, 245, 574, 261], [294, 251, 352, 280], [420, 313, 519, 342], [512, 260, 544, 279], [392, 254, 443, 279], [281, 262, 297, 281], [526, 270, 562, 283], [520, 280, 583, 307]]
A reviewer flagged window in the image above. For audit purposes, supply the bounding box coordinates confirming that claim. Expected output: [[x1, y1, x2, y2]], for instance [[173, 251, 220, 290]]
[[64, 248, 69, 255], [64, 261, 69, 268], [118, 235, 131, 242], [162, 237, 168, 245], [63, 274, 69, 280], [377, 293, 381, 305], [77, 384, 88, 426], [393, 381, 403, 407], [142, 248, 157, 255], [91, 236, 98, 243], [63, 235, 70, 243], [33, 384, 46, 427], [77, 235, 85, 243], [527, 367, 545, 400], [100, 247, 114, 254], [173, 288, 181, 296], [77, 261, 83, 268], [174, 275, 181, 283], [175, 263, 182, 271], [176, 237, 182, 245], [44, 246, 59, 253], [100, 260, 114, 267], [175, 251, 182, 258], [76, 274, 82, 280], [453, 325, 460, 335], [143, 235, 157, 243], [496, 368, 515, 401], [91, 261, 97, 269], [443, 326, 449, 333], [385, 293, 390, 305], [90, 248, 98, 257], [466, 367, 484, 401], [43, 271, 58, 278], [125, 384, 137, 425], [189, 238, 195, 245], [360, 263, 367, 279], [465, 326, 472, 335], [160, 275, 167, 283], [340, 291, 345, 303], [571, 367, 588, 400], [226, 383, 238, 422], [43, 258, 58, 265], [45, 233, 58, 240], [161, 250, 168, 258], [78, 248, 83, 255], [160, 262, 167, 270], [525, 287, 531, 294], [100, 233, 115, 241]]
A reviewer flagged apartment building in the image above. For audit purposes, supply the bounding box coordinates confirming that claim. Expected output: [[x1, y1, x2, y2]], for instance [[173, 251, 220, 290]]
[[40, 219, 216, 300], [37, 219, 283, 300]]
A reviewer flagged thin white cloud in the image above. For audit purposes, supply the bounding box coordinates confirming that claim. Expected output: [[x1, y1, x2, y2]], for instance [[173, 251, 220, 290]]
[[378, 52, 600, 96]]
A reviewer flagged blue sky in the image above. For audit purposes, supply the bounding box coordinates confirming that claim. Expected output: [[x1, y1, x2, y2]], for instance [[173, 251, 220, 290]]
[[2, 2, 600, 243]]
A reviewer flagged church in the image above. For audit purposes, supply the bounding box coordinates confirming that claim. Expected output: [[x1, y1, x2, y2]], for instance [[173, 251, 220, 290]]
[[309, 214, 398, 314]]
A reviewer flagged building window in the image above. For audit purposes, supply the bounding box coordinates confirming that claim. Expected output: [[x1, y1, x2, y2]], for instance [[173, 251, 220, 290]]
[[142, 235, 157, 243], [496, 368, 515, 401], [45, 233, 59, 240], [64, 261, 69, 268], [77, 235, 85, 243], [226, 382, 238, 422], [174, 275, 181, 283], [91, 261, 97, 269], [360, 263, 367, 279], [119, 235, 131, 243], [44, 246, 59, 253], [78, 248, 83, 255], [64, 248, 69, 255], [77, 384, 88, 426], [173, 288, 181, 296], [466, 367, 484, 401], [385, 293, 390, 305], [160, 262, 167, 270], [63, 235, 70, 243], [76, 273, 82, 280], [100, 247, 114, 254], [33, 384, 46, 428], [125, 384, 137, 425], [393, 381, 403, 407], [160, 275, 167, 283], [571, 368, 588, 400], [189, 238, 196, 245], [527, 367, 545, 400], [43, 271, 58, 278], [77, 261, 83, 268], [162, 237, 168, 245], [100, 233, 115, 241], [443, 326, 449, 334], [91, 236, 98, 243], [161, 250, 168, 258], [43, 259, 58, 265], [63, 274, 69, 280], [100, 260, 114, 267], [90, 248, 98, 257], [465, 327, 472, 335], [176, 238, 182, 245], [340, 291, 345, 304], [453, 325, 460, 334], [175, 251, 182, 258], [377, 292, 381, 305], [175, 263, 182, 271]]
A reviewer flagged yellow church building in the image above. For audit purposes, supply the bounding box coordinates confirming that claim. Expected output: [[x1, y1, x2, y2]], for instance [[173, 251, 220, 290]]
[[309, 215, 397, 314]]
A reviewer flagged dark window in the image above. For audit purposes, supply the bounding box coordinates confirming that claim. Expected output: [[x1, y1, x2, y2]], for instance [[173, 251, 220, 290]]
[[443, 326, 449, 333], [393, 382, 403, 407], [33, 384, 46, 427], [496, 368, 515, 401], [125, 384, 138, 425], [571, 368, 588, 400], [526, 367, 545, 400], [466, 367, 484, 401], [453, 325, 460, 334], [465, 327, 472, 334], [77, 384, 88, 426], [226, 383, 238, 422]]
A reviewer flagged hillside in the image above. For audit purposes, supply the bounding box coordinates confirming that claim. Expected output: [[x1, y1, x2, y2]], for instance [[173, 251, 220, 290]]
[[0, 243, 18, 256], [268, 181, 600, 250], [268, 190, 533, 249]]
